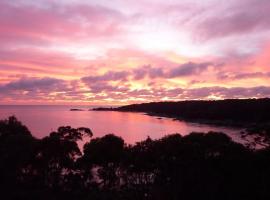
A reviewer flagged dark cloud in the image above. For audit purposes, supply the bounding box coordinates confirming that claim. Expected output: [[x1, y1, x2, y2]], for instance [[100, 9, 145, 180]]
[[82, 74, 130, 93], [132, 65, 165, 80], [168, 62, 212, 78], [132, 67, 148, 80], [218, 72, 270, 80], [81, 71, 129, 83], [0, 77, 74, 101], [0, 77, 65, 92]]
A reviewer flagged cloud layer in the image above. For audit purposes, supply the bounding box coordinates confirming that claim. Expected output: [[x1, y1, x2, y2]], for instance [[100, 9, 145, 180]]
[[0, 0, 270, 104]]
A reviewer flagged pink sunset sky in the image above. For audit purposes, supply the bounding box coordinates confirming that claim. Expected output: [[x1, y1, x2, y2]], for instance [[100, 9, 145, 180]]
[[0, 0, 270, 105]]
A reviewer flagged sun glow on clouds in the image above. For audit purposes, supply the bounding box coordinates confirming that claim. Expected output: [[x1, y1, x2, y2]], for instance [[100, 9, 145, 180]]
[[0, 0, 270, 104]]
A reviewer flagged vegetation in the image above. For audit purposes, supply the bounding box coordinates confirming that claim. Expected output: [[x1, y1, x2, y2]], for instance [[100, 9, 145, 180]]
[[94, 98, 270, 125], [1, 116, 270, 200]]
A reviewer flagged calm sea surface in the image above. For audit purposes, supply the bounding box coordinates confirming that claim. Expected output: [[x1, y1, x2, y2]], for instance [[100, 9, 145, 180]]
[[0, 105, 243, 144]]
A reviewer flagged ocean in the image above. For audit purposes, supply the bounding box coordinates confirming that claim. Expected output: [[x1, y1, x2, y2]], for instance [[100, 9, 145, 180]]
[[0, 105, 243, 144]]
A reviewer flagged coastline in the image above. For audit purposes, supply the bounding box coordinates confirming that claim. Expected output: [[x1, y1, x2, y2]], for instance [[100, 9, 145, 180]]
[[91, 108, 253, 129]]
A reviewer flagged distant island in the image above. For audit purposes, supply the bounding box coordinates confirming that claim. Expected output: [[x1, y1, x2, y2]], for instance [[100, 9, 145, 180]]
[[70, 108, 84, 111]]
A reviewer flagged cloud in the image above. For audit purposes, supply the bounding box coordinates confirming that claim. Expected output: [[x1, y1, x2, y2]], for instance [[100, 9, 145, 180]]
[[141, 62, 213, 79], [0, 0, 270, 104], [0, 77, 73, 102], [0, 48, 85, 72], [0, 77, 65, 92], [168, 62, 212, 78], [132, 65, 165, 80], [93, 86, 270, 102], [81, 71, 131, 94], [86, 83, 129, 93], [81, 71, 129, 83], [0, 0, 125, 46], [218, 72, 270, 80], [81, 61, 214, 86], [196, 0, 270, 40], [1, 76, 270, 103], [179, 86, 270, 99]]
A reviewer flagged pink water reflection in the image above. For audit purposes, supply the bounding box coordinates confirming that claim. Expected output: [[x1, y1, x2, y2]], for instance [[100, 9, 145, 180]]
[[0, 105, 243, 144]]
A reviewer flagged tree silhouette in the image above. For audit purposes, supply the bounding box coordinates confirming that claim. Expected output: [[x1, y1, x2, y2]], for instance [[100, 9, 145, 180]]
[[81, 134, 125, 189], [1, 116, 270, 200]]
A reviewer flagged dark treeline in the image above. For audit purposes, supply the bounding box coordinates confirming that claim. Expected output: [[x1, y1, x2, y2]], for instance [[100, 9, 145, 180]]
[[99, 98, 270, 125], [1, 116, 270, 200]]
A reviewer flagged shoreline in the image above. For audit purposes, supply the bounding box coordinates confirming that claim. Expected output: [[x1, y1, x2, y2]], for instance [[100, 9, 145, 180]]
[[91, 108, 253, 129]]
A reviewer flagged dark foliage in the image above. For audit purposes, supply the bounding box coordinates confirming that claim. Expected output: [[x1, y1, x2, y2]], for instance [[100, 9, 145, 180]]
[[1, 116, 270, 200], [113, 98, 270, 124]]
